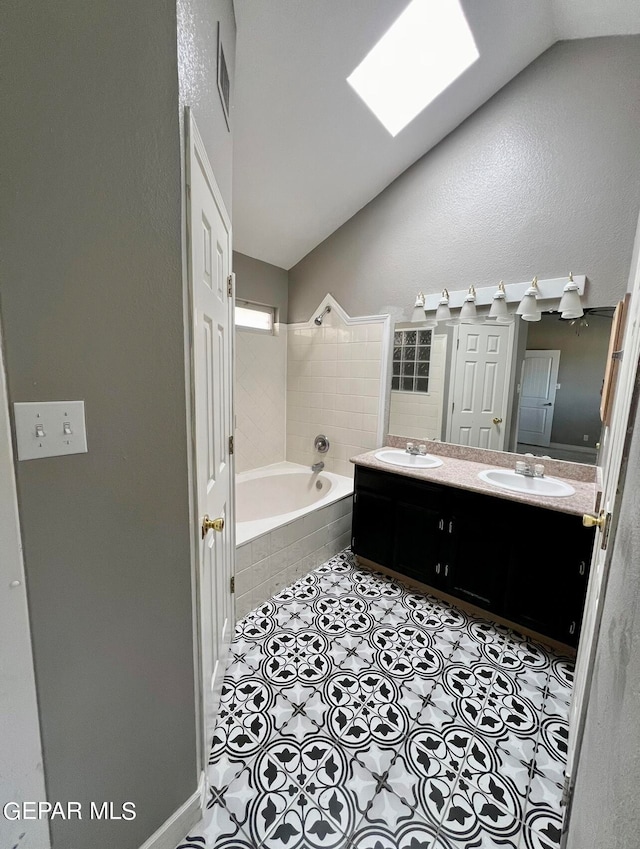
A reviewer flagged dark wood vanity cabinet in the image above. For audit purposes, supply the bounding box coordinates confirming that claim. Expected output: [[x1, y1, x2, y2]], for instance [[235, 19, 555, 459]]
[[351, 465, 595, 647]]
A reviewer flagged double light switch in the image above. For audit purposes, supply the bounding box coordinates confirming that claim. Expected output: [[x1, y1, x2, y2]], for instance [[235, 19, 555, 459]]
[[13, 401, 88, 460]]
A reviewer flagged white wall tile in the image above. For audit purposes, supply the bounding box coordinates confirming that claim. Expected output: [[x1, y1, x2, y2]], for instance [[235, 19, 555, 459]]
[[286, 305, 386, 477]]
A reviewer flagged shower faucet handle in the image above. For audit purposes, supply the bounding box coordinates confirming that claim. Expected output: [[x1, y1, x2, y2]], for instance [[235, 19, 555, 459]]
[[314, 434, 330, 454]]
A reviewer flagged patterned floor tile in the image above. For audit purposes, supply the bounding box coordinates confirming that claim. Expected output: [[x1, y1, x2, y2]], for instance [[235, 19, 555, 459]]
[[329, 633, 376, 672], [385, 730, 467, 826], [437, 770, 524, 846], [349, 819, 451, 849], [521, 807, 564, 849], [176, 549, 571, 849]]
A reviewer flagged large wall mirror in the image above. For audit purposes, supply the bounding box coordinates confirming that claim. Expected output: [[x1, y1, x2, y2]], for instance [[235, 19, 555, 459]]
[[387, 307, 615, 465]]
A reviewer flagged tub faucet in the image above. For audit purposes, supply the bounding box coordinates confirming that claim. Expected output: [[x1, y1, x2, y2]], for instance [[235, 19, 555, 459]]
[[311, 461, 324, 472]]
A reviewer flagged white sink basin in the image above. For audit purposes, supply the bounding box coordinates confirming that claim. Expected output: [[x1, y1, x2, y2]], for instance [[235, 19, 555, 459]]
[[375, 449, 443, 469], [478, 469, 575, 497]]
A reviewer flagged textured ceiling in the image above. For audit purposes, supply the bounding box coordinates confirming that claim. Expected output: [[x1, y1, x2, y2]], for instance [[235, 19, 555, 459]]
[[232, 0, 640, 269]]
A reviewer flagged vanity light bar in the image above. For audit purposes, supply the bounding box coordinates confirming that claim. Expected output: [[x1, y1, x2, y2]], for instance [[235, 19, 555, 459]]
[[422, 275, 586, 312]]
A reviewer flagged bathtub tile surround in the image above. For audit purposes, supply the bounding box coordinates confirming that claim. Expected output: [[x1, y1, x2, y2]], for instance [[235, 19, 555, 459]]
[[177, 550, 572, 849], [286, 295, 390, 479], [236, 325, 288, 473]]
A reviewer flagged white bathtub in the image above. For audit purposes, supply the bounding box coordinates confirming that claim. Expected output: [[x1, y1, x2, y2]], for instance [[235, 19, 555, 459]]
[[234, 462, 354, 617], [236, 461, 353, 546]]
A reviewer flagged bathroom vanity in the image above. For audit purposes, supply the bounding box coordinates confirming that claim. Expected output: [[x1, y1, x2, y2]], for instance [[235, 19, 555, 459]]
[[351, 449, 597, 648]]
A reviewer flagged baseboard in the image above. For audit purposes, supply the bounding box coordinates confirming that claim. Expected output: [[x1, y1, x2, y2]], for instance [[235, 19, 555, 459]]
[[548, 441, 596, 455], [138, 772, 205, 849]]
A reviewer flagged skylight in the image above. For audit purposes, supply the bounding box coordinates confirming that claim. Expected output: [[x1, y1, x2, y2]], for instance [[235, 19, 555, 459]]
[[347, 0, 479, 137]]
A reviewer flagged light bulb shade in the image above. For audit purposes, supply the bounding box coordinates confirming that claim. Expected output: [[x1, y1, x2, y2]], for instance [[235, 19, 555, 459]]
[[521, 309, 541, 322], [435, 299, 451, 322], [516, 286, 540, 321], [411, 304, 427, 322], [459, 297, 477, 322], [459, 287, 477, 322], [411, 291, 426, 322], [559, 284, 583, 319], [489, 293, 508, 319]]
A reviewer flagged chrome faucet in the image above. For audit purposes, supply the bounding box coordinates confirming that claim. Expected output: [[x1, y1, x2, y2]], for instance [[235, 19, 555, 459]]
[[311, 461, 324, 472], [515, 454, 545, 478], [406, 442, 427, 456]]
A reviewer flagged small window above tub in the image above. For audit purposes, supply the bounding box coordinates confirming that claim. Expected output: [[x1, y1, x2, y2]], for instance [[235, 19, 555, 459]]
[[392, 328, 431, 392], [235, 300, 276, 334]]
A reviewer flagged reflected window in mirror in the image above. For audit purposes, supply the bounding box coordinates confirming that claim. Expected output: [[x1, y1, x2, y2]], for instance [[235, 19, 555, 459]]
[[392, 328, 432, 392]]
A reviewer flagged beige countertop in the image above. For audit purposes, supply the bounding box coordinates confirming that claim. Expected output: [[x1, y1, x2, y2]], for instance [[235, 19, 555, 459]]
[[351, 448, 598, 517]]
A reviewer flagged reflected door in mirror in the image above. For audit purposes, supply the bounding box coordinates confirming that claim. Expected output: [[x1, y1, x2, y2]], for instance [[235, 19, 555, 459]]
[[447, 323, 513, 450]]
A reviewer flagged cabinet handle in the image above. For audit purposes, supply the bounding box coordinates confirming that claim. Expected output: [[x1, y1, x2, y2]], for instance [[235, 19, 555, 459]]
[[438, 519, 444, 531], [444, 564, 449, 577], [579, 561, 586, 576], [569, 621, 576, 635], [448, 520, 453, 534], [436, 563, 441, 574]]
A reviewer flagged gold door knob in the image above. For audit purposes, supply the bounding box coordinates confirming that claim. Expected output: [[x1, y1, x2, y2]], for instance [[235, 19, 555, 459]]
[[492, 417, 503, 425], [201, 515, 224, 538], [583, 511, 605, 529]]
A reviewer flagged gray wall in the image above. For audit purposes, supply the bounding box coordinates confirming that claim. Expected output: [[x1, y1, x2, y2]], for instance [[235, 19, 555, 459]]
[[233, 251, 289, 322], [566, 389, 640, 848], [524, 313, 612, 448], [177, 0, 236, 215], [0, 2, 201, 847], [289, 37, 640, 322]]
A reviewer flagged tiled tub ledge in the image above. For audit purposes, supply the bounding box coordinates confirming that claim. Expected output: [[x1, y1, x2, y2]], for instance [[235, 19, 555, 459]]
[[235, 497, 353, 618]]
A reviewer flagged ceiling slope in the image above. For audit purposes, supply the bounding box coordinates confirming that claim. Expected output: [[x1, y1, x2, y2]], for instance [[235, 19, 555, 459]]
[[231, 0, 639, 270]]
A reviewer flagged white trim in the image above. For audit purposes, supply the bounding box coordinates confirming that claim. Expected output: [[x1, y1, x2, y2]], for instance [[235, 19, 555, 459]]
[[137, 772, 205, 849], [287, 293, 391, 447], [182, 106, 205, 780], [0, 319, 51, 848], [423, 274, 586, 312]]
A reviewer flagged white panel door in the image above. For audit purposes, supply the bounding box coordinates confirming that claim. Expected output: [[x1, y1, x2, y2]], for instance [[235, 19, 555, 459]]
[[517, 350, 560, 447], [187, 114, 234, 720], [448, 323, 513, 450], [565, 227, 640, 804]]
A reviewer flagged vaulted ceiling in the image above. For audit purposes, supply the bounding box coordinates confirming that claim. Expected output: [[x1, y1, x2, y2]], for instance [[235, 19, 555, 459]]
[[232, 0, 640, 269]]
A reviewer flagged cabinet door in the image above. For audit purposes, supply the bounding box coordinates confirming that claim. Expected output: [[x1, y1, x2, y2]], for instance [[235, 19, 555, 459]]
[[505, 508, 595, 645], [447, 491, 511, 613], [351, 489, 395, 568], [394, 500, 446, 586]]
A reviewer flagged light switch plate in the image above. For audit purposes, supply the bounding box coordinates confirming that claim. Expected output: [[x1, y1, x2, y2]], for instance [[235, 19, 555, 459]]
[[14, 401, 88, 460]]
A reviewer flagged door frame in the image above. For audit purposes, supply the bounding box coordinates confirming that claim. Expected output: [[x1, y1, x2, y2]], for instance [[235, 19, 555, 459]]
[[0, 319, 51, 848], [183, 108, 236, 782], [563, 213, 640, 830]]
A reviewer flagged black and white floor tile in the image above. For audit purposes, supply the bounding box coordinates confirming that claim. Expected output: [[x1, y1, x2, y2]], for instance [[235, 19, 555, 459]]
[[177, 549, 573, 849]]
